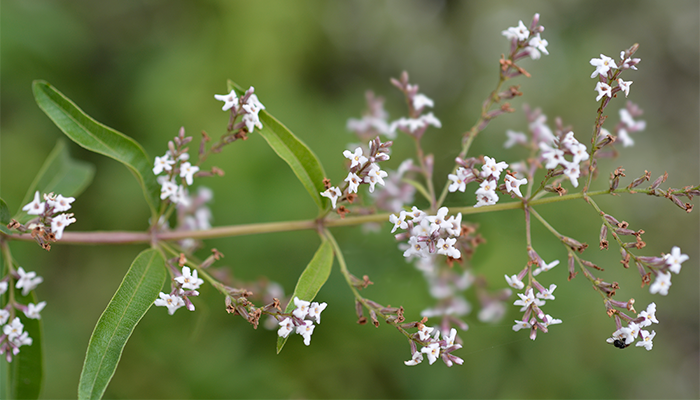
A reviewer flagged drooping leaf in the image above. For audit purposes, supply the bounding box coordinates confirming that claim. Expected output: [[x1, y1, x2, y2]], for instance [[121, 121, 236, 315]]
[[276, 235, 334, 353], [6, 293, 45, 399], [12, 139, 95, 223], [32, 80, 159, 216], [78, 249, 166, 400], [227, 80, 327, 211]]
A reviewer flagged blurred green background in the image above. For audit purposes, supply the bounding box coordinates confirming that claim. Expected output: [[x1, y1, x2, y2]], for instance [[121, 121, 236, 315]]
[[1, 0, 698, 398]]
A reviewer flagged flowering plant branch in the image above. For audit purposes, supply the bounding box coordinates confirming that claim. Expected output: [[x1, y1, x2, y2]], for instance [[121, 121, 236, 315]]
[[0, 12, 697, 398]]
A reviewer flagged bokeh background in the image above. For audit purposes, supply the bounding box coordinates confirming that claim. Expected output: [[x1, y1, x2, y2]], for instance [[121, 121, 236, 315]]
[[1, 0, 698, 398]]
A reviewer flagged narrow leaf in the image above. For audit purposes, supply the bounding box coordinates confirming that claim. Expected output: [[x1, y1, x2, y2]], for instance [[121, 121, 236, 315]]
[[13, 139, 95, 223], [78, 249, 166, 400], [7, 293, 45, 399], [0, 198, 9, 225], [32, 81, 159, 216], [227, 80, 327, 210], [276, 235, 334, 353]]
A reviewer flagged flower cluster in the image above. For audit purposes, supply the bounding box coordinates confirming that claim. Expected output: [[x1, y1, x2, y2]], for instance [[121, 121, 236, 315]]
[[154, 266, 204, 315], [10, 191, 77, 249], [174, 186, 214, 252], [646, 246, 689, 296], [321, 136, 392, 210], [590, 48, 640, 103], [538, 131, 589, 188], [154, 127, 200, 207], [404, 325, 463, 367], [448, 156, 528, 207], [0, 267, 45, 362], [214, 86, 266, 134], [277, 297, 327, 346], [501, 14, 548, 60], [391, 206, 463, 260], [388, 72, 442, 139], [606, 302, 659, 350], [599, 101, 646, 148]]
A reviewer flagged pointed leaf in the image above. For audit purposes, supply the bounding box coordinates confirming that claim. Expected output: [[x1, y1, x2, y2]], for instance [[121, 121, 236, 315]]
[[32, 80, 159, 216], [78, 249, 166, 400], [13, 139, 95, 223], [276, 235, 334, 353], [6, 293, 45, 399], [228, 80, 327, 210], [0, 198, 9, 226]]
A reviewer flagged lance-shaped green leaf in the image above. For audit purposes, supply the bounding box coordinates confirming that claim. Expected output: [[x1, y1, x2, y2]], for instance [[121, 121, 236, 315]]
[[78, 249, 166, 400], [227, 80, 327, 210], [32, 80, 159, 216], [276, 235, 334, 353], [13, 139, 95, 223], [3, 293, 45, 399]]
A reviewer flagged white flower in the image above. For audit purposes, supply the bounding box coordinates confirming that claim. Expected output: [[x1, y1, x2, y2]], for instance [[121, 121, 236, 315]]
[[528, 34, 549, 59], [474, 180, 499, 207], [530, 114, 555, 144], [308, 302, 327, 323], [619, 109, 646, 131], [617, 78, 632, 97], [638, 303, 658, 328], [320, 186, 342, 209], [649, 272, 672, 295], [504, 175, 527, 197], [590, 54, 618, 78], [343, 147, 368, 169], [3, 317, 24, 341], [24, 301, 47, 319], [607, 326, 634, 347], [214, 90, 238, 111], [242, 112, 263, 133], [533, 259, 559, 276], [505, 274, 524, 290], [160, 180, 179, 200], [15, 267, 43, 296], [595, 81, 612, 101], [504, 130, 528, 148], [296, 320, 315, 346], [364, 164, 388, 193], [50, 213, 76, 240], [421, 113, 442, 129], [153, 154, 175, 175], [539, 142, 565, 169], [514, 288, 544, 311], [448, 167, 473, 193], [292, 297, 310, 319], [664, 246, 688, 274], [502, 20, 529, 41], [154, 292, 185, 315], [421, 342, 441, 365], [445, 213, 462, 237], [442, 328, 458, 347], [46, 194, 75, 212], [22, 191, 45, 215], [277, 317, 294, 338], [344, 172, 361, 193], [403, 236, 428, 259], [179, 162, 199, 186], [417, 325, 435, 341], [636, 330, 655, 351], [617, 128, 634, 147], [480, 156, 508, 180], [0, 281, 8, 296], [562, 161, 581, 188], [0, 309, 10, 325], [175, 267, 204, 291], [404, 351, 423, 366], [436, 237, 460, 259], [412, 94, 434, 110], [11, 331, 33, 349], [536, 284, 557, 301], [541, 314, 562, 327], [407, 206, 426, 223], [512, 320, 531, 332], [389, 211, 408, 233]]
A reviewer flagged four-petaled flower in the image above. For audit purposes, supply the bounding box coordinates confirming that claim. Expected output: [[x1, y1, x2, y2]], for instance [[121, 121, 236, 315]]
[[214, 90, 238, 111], [590, 54, 618, 78], [343, 147, 368, 169], [153, 154, 175, 175], [638, 303, 658, 327], [649, 272, 672, 296], [664, 246, 688, 274], [421, 342, 441, 365], [154, 292, 186, 315], [292, 297, 310, 319], [636, 330, 655, 351], [180, 162, 199, 186], [277, 317, 294, 338], [175, 266, 204, 291], [480, 156, 508, 180], [344, 172, 361, 193]]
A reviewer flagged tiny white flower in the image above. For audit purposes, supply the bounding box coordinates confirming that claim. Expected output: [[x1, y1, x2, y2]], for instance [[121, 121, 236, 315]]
[[389, 211, 408, 233], [0, 281, 7, 295], [445, 213, 462, 237], [24, 301, 47, 319], [436, 237, 460, 259], [505, 274, 524, 290], [214, 90, 238, 111], [403, 236, 428, 259], [364, 164, 388, 193], [153, 154, 175, 175], [50, 213, 76, 240], [541, 314, 562, 328], [179, 162, 199, 186], [590, 54, 618, 78], [175, 267, 204, 291], [649, 272, 672, 296], [404, 351, 423, 366], [343, 147, 368, 169], [504, 130, 528, 148], [636, 330, 655, 351], [528, 34, 549, 57], [308, 301, 327, 323], [504, 174, 527, 197], [412, 94, 434, 110], [595, 81, 612, 101], [619, 109, 646, 131], [448, 167, 473, 193], [533, 259, 559, 276], [154, 292, 185, 315], [502, 20, 529, 41], [536, 284, 557, 301], [617, 78, 632, 97], [421, 342, 441, 365], [292, 297, 310, 319], [0, 309, 10, 325], [11, 331, 33, 348], [420, 112, 442, 129], [46, 194, 75, 212], [344, 172, 361, 193], [160, 180, 179, 200], [3, 317, 24, 341], [277, 317, 294, 338], [514, 288, 536, 308], [617, 128, 635, 147], [442, 328, 458, 347], [474, 189, 499, 208], [22, 191, 45, 215], [296, 320, 315, 346], [664, 246, 688, 274], [407, 206, 426, 223], [539, 142, 565, 169], [320, 186, 342, 209], [15, 267, 43, 296], [638, 303, 658, 328], [562, 161, 581, 188], [417, 325, 435, 342], [242, 112, 263, 133], [480, 156, 508, 180], [512, 319, 531, 332]]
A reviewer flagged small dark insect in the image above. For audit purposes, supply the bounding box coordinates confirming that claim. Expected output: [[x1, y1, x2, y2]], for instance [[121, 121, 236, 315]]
[[612, 338, 631, 349]]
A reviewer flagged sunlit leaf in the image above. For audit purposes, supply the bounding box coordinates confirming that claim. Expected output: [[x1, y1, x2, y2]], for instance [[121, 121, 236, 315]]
[[77, 249, 166, 400], [12, 139, 94, 223], [32, 80, 159, 216], [227, 80, 327, 211], [276, 235, 334, 353]]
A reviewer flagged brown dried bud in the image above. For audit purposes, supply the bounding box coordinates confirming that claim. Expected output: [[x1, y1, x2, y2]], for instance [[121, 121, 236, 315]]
[[336, 206, 350, 218], [370, 310, 380, 328], [567, 253, 577, 281], [562, 236, 587, 252], [627, 170, 651, 189], [322, 178, 331, 190], [7, 219, 21, 230], [650, 172, 668, 190]]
